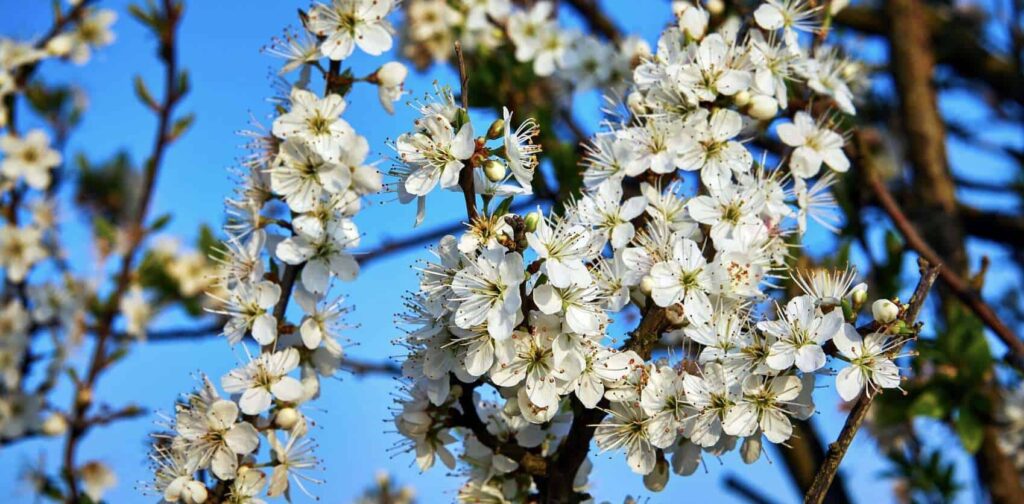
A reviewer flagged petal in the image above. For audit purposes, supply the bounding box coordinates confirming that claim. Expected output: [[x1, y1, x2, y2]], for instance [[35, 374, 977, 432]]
[[271, 376, 305, 402]]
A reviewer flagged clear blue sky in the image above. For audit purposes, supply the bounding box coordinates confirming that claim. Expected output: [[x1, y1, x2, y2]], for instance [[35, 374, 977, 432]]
[[2, 0, 1020, 502]]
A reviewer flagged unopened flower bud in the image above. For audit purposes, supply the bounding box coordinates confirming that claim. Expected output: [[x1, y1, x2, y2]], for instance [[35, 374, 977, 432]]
[[733, 90, 751, 107], [524, 211, 541, 232], [486, 118, 505, 140], [76, 387, 93, 408], [41, 413, 68, 436], [665, 303, 687, 327], [747, 95, 778, 120], [484, 159, 506, 182], [677, 5, 709, 40], [639, 275, 654, 295], [275, 407, 300, 430], [850, 283, 868, 306], [643, 456, 670, 492], [626, 91, 646, 116], [376, 61, 408, 88], [872, 299, 899, 324], [183, 481, 208, 504], [706, 0, 725, 15]]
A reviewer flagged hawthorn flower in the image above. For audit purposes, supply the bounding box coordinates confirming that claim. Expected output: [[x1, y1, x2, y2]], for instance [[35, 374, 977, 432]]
[[0, 130, 62, 189], [649, 236, 713, 326], [753, 0, 819, 52], [450, 247, 524, 340], [266, 28, 321, 74], [676, 108, 752, 186], [686, 181, 765, 245], [46, 8, 117, 64], [640, 365, 691, 449], [175, 399, 259, 480], [527, 214, 594, 288], [674, 34, 751, 102], [683, 362, 738, 448], [221, 348, 305, 415], [833, 325, 901, 401], [507, 2, 554, 63], [571, 347, 639, 409], [397, 114, 475, 195], [792, 266, 861, 309], [227, 468, 267, 504], [777, 111, 849, 178], [80, 461, 117, 503], [294, 287, 348, 355], [269, 137, 350, 212], [119, 285, 152, 340], [594, 402, 656, 475], [723, 375, 802, 443], [307, 0, 396, 60], [491, 330, 571, 409], [275, 215, 361, 293], [533, 283, 606, 335], [758, 295, 843, 373], [272, 88, 353, 156], [0, 225, 46, 283], [149, 445, 207, 504], [684, 308, 748, 364], [503, 107, 541, 189], [267, 429, 322, 498], [375, 61, 408, 114], [213, 280, 281, 345], [576, 180, 647, 250]]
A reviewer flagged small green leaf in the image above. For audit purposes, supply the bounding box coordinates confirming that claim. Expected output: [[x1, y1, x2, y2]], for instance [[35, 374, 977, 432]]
[[909, 390, 948, 419], [149, 213, 172, 232], [494, 196, 514, 217], [169, 113, 195, 141], [955, 410, 984, 453], [133, 75, 158, 111]]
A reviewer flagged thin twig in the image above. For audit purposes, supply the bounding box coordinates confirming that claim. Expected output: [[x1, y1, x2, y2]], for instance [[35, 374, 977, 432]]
[[867, 168, 1024, 367], [61, 2, 183, 499], [452, 41, 478, 222], [804, 260, 941, 504]]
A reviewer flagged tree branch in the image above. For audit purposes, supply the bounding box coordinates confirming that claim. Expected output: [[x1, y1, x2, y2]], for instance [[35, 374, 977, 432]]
[[563, 0, 622, 43], [867, 169, 1024, 368], [62, 2, 184, 499], [804, 260, 941, 504]]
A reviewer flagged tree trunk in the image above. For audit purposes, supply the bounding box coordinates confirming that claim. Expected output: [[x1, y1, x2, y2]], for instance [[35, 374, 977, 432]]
[[886, 0, 1024, 501]]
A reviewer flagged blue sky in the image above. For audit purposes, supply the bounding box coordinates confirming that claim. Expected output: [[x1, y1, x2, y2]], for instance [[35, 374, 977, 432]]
[[2, 0, 1020, 502]]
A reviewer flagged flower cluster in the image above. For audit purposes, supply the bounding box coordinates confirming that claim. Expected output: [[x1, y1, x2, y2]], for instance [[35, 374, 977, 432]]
[[400, 0, 649, 93], [147, 2, 401, 501], [0, 5, 115, 447], [388, 1, 909, 498]]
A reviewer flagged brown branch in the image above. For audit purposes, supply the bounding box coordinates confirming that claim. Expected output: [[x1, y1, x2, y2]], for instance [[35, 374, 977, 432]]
[[725, 473, 782, 504], [804, 260, 941, 504], [358, 197, 540, 265], [61, 2, 184, 499], [868, 170, 1024, 366], [835, 5, 1023, 106], [453, 41, 478, 222], [563, 0, 622, 43]]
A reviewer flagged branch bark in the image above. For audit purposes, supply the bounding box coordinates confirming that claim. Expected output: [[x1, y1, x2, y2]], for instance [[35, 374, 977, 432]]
[[62, 1, 184, 500], [804, 261, 941, 504]]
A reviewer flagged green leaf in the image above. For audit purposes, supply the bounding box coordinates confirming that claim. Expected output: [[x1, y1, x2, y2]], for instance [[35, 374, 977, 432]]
[[493, 196, 514, 217], [133, 75, 158, 111], [909, 390, 948, 419], [149, 213, 172, 232], [954, 410, 984, 453], [169, 113, 195, 141], [196, 224, 218, 258]]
